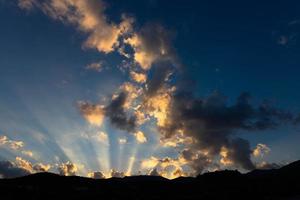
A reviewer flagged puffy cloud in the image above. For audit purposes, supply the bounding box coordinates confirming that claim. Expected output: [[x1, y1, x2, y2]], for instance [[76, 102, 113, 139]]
[[86, 61, 103, 72], [110, 169, 125, 178], [32, 163, 51, 172], [141, 157, 160, 169], [142, 89, 173, 127], [119, 82, 142, 109], [130, 71, 147, 83], [78, 101, 105, 126], [0, 160, 30, 178], [58, 161, 78, 176], [18, 0, 133, 53], [0, 157, 51, 178], [0, 135, 24, 150], [134, 131, 147, 144], [105, 92, 137, 132], [253, 143, 271, 158], [144, 61, 174, 97], [125, 24, 175, 70], [96, 131, 109, 144], [141, 156, 188, 179], [157, 91, 296, 173], [180, 149, 212, 174], [160, 131, 194, 148], [87, 171, 106, 179], [16, 157, 51, 173]]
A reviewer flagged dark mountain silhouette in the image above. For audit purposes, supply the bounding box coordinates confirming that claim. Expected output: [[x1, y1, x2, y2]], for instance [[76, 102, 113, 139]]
[[1, 161, 300, 200]]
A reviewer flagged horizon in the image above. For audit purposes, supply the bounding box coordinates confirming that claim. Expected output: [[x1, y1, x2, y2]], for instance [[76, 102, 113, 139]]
[[1, 0, 300, 180]]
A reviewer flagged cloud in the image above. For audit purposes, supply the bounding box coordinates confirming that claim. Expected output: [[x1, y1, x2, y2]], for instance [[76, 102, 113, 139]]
[[253, 143, 271, 158], [86, 61, 103, 72], [180, 149, 212, 174], [144, 61, 173, 97], [32, 163, 51, 172], [110, 169, 125, 178], [134, 131, 147, 144], [125, 23, 175, 70], [15, 157, 51, 173], [87, 171, 106, 179], [0, 157, 51, 178], [130, 71, 147, 83], [58, 161, 78, 176], [95, 131, 109, 144], [149, 168, 160, 176], [256, 161, 283, 169], [78, 101, 105, 126], [18, 0, 299, 176], [0, 160, 30, 178], [141, 156, 188, 179], [18, 0, 133, 53], [157, 91, 297, 173], [21, 150, 34, 157], [105, 92, 137, 132], [0, 135, 24, 150]]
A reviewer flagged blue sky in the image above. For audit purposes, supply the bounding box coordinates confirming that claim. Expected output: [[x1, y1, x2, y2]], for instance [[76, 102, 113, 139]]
[[0, 0, 300, 179]]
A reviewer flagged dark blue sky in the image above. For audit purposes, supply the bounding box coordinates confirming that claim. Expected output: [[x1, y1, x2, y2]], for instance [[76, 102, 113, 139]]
[[0, 0, 300, 178]]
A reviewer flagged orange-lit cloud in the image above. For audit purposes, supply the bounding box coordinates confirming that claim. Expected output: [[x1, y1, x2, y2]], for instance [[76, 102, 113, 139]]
[[0, 135, 24, 150], [220, 147, 233, 166], [130, 71, 147, 83], [78, 101, 105, 126], [253, 143, 271, 158], [15, 157, 51, 173], [18, 0, 133, 53], [124, 24, 175, 70], [134, 131, 147, 144], [87, 171, 106, 179], [58, 161, 78, 176]]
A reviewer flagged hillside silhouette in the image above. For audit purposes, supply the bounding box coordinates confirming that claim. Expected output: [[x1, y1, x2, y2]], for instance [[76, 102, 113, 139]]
[[1, 160, 300, 200]]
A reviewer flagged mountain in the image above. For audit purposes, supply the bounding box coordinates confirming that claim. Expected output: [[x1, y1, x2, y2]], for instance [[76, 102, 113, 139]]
[[1, 160, 300, 200]]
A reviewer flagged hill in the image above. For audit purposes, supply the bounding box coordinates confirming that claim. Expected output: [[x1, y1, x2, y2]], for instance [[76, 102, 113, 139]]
[[1, 160, 300, 199]]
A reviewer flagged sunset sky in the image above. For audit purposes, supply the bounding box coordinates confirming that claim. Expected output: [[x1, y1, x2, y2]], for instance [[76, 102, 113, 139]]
[[1, 0, 300, 179]]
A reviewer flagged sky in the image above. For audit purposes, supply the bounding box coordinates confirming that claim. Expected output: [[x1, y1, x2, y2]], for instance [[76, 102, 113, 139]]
[[0, 0, 300, 179]]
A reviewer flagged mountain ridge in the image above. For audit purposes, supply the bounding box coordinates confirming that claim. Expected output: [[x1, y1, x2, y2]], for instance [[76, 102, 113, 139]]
[[1, 160, 300, 200]]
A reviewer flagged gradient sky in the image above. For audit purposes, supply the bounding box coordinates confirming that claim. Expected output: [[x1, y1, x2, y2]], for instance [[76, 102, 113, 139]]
[[0, 0, 300, 179]]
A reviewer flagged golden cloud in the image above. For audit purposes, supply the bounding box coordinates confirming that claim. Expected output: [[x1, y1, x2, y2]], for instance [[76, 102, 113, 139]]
[[134, 131, 147, 144], [0, 135, 24, 150], [18, 0, 133, 53], [253, 143, 271, 158], [78, 101, 105, 126], [130, 71, 147, 83]]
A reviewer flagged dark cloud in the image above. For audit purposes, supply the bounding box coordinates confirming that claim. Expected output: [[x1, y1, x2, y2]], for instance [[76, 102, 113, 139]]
[[144, 61, 173, 97], [105, 92, 137, 132], [89, 171, 105, 179], [181, 149, 213, 174], [158, 91, 297, 173], [110, 169, 125, 178], [226, 138, 255, 170], [0, 161, 30, 178]]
